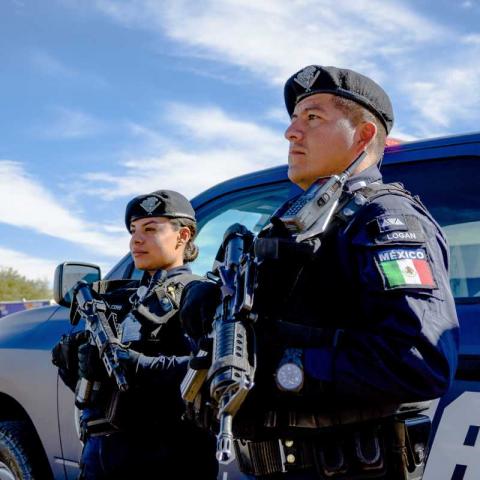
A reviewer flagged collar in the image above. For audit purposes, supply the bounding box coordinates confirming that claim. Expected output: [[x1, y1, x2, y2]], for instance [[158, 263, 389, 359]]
[[345, 164, 383, 192], [165, 265, 192, 279], [140, 265, 192, 287]]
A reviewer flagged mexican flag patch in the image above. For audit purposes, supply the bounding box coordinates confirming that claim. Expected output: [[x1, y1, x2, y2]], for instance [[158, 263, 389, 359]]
[[376, 247, 436, 289]]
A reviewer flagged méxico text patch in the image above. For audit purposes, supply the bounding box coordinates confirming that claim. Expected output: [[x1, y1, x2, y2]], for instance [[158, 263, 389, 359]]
[[375, 247, 436, 290]]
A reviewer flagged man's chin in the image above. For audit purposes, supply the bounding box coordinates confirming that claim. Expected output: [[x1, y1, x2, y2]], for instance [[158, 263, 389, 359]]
[[287, 167, 300, 184], [288, 169, 308, 190]]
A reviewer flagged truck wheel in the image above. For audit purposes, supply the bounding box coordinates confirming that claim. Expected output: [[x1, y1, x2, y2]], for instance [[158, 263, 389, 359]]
[[0, 421, 48, 480]]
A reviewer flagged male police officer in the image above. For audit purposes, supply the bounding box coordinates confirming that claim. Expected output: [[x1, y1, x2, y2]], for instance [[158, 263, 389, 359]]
[[182, 66, 459, 479], [53, 190, 217, 479]]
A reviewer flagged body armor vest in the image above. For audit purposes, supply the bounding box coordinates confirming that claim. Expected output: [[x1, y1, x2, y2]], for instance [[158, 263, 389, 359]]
[[231, 182, 433, 479], [85, 272, 202, 433], [234, 182, 432, 434]]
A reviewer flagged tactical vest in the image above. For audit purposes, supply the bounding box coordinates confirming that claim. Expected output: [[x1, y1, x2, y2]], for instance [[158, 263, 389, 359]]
[[90, 272, 202, 345], [253, 181, 434, 335], [84, 271, 203, 434], [230, 182, 432, 478], [251, 182, 437, 395]]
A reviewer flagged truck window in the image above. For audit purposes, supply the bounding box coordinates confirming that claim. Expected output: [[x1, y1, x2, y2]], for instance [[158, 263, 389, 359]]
[[193, 183, 294, 274], [104, 253, 135, 280], [383, 156, 480, 300], [123, 182, 294, 280]]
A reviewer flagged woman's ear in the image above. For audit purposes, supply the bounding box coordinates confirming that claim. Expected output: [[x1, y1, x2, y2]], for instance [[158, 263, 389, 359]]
[[178, 226, 191, 245]]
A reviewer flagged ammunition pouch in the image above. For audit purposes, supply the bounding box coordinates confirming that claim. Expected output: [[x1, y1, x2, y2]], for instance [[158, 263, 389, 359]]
[[134, 291, 177, 337], [184, 388, 218, 433], [84, 350, 193, 437], [234, 414, 431, 479], [52, 331, 88, 392], [82, 390, 124, 438], [84, 384, 187, 437]]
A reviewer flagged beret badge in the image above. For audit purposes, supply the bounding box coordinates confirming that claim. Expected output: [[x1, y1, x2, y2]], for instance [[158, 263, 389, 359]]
[[293, 66, 320, 92], [140, 196, 161, 215]]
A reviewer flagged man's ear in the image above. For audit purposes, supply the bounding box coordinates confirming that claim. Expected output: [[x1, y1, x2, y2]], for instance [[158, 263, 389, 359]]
[[357, 121, 377, 150]]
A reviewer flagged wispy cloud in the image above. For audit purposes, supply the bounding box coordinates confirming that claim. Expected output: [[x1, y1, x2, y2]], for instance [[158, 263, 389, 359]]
[[0, 247, 57, 285], [265, 108, 289, 124], [388, 127, 419, 143], [84, 0, 480, 137], [89, 0, 443, 83], [80, 103, 286, 199], [0, 247, 112, 286], [0, 161, 128, 257], [401, 44, 480, 135], [35, 107, 106, 139], [163, 0, 444, 83], [30, 48, 107, 87], [31, 50, 76, 78], [10, 0, 26, 8], [462, 33, 480, 45]]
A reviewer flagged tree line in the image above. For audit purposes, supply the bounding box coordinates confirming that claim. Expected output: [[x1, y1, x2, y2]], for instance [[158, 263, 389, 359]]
[[0, 267, 52, 301]]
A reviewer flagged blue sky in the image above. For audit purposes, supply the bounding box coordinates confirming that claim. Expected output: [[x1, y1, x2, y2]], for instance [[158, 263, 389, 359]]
[[1, 0, 479, 283]]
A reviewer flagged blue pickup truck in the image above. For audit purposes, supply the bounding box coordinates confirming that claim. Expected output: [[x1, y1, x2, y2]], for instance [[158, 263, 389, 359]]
[[0, 132, 478, 480]]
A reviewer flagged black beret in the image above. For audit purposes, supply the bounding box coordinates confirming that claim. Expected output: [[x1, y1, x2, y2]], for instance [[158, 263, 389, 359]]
[[125, 190, 195, 230], [284, 65, 394, 134]]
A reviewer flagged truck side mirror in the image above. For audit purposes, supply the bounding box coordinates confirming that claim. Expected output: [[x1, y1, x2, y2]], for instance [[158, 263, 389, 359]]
[[53, 262, 101, 308]]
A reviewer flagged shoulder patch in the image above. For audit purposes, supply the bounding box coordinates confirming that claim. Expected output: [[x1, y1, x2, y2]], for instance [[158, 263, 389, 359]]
[[369, 214, 425, 245], [374, 247, 436, 290], [376, 214, 407, 233]]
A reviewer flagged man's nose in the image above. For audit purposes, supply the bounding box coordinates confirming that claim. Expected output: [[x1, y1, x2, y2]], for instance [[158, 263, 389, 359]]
[[284, 120, 303, 142]]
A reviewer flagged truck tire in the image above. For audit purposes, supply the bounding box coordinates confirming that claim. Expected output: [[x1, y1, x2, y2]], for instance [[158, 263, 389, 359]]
[[0, 420, 49, 480]]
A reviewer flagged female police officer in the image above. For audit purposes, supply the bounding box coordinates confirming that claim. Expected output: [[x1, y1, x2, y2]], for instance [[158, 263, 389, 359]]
[[54, 190, 217, 479]]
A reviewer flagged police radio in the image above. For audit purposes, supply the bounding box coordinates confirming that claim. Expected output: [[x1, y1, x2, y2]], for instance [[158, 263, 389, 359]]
[[279, 151, 367, 242]]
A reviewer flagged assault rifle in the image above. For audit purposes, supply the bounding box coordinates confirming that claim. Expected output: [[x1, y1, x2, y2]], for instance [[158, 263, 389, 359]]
[[181, 224, 256, 464], [71, 281, 129, 408]]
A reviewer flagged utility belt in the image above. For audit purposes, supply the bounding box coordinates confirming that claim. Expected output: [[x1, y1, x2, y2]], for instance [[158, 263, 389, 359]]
[[234, 414, 430, 479]]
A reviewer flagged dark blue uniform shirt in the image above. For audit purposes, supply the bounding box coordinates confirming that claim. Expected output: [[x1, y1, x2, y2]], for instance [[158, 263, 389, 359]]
[[257, 164, 459, 408]]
